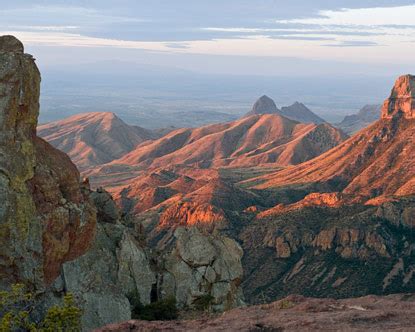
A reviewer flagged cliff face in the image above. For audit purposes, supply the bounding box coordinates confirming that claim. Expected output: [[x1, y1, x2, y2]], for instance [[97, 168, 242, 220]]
[[240, 198, 415, 304], [0, 35, 96, 289]]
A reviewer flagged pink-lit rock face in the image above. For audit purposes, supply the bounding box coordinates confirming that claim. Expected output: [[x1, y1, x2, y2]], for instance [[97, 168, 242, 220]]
[[382, 74, 415, 119]]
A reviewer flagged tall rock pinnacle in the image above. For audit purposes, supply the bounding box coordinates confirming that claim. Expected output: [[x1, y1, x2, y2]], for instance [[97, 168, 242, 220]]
[[381, 74, 415, 119], [0, 35, 96, 289]]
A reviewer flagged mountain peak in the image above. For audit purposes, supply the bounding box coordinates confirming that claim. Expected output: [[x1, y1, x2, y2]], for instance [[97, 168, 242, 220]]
[[246, 95, 279, 116], [381, 74, 415, 119], [280, 102, 326, 124]]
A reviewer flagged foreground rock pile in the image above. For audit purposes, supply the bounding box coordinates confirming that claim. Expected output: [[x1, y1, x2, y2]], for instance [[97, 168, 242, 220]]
[[49, 190, 244, 330]]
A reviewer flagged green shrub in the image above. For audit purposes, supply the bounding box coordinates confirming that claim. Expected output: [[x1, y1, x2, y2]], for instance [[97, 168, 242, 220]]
[[193, 294, 214, 311], [41, 294, 82, 331], [0, 284, 36, 331], [278, 299, 294, 310], [0, 284, 82, 332]]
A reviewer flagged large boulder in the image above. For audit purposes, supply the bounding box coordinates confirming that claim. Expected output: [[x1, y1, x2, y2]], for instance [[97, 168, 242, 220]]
[[160, 227, 245, 311], [57, 221, 156, 331]]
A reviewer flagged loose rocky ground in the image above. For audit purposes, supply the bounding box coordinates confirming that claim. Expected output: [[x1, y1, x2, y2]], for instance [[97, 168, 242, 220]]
[[97, 293, 415, 331]]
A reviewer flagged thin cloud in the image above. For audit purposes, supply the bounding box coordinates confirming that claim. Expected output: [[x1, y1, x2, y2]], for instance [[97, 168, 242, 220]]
[[323, 40, 379, 47], [269, 36, 335, 41], [4, 25, 79, 32], [164, 43, 191, 49], [277, 5, 415, 26]]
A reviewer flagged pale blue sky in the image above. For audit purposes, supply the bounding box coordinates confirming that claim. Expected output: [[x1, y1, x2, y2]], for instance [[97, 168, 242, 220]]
[[1, 1, 415, 75]]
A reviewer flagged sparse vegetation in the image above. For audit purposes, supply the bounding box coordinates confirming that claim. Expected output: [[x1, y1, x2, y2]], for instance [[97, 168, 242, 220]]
[[193, 294, 214, 311], [278, 299, 295, 310], [0, 284, 82, 332], [129, 292, 178, 321]]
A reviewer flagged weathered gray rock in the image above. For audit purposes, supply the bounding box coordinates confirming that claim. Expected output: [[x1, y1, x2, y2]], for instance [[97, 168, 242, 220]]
[[60, 222, 155, 331], [161, 227, 245, 311], [91, 188, 121, 224], [0, 35, 24, 53], [117, 231, 156, 304]]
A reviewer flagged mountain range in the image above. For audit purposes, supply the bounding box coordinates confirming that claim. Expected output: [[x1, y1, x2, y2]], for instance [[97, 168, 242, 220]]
[[37, 112, 173, 171], [3, 36, 415, 331], [39, 96, 341, 174], [249, 77, 415, 201]]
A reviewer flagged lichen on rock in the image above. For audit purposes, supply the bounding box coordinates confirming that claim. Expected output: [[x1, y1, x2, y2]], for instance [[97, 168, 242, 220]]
[[0, 35, 96, 289]]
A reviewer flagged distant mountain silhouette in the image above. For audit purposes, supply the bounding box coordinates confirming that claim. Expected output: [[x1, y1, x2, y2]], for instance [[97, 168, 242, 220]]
[[337, 104, 381, 134], [245, 95, 279, 116], [280, 102, 326, 124], [99, 114, 345, 171], [245, 96, 326, 124]]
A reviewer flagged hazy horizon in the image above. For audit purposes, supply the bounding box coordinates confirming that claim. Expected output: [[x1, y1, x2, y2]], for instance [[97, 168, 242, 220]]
[[2, 1, 414, 127]]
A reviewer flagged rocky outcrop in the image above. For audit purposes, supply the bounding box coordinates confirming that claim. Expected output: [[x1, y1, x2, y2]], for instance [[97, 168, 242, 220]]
[[240, 199, 415, 304], [159, 202, 226, 229], [42, 192, 245, 330], [159, 227, 245, 311], [57, 222, 155, 331], [382, 74, 415, 119], [91, 188, 121, 224], [0, 35, 96, 289], [271, 226, 390, 259]]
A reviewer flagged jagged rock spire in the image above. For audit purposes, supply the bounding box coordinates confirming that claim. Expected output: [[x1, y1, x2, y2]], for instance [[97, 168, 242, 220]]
[[381, 74, 415, 119]]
